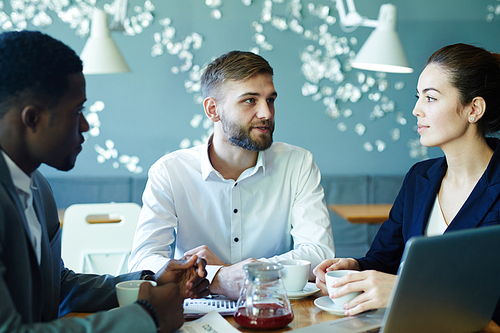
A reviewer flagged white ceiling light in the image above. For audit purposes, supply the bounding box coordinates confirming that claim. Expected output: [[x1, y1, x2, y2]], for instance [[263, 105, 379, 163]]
[[336, 1, 413, 74], [80, 8, 131, 75]]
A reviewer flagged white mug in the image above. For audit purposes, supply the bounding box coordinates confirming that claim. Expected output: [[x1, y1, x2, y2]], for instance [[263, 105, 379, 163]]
[[279, 259, 311, 292], [116, 280, 157, 307], [325, 270, 361, 306]]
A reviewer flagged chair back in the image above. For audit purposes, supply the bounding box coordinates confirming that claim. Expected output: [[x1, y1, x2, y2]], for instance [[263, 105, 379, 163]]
[[61, 202, 141, 275]]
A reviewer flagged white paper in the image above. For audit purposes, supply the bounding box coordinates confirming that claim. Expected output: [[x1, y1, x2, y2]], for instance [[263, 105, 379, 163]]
[[174, 310, 241, 333]]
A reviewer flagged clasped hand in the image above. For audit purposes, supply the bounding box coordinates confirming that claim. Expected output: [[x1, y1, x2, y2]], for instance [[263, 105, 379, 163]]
[[137, 255, 210, 333], [313, 258, 396, 316], [154, 254, 210, 298]]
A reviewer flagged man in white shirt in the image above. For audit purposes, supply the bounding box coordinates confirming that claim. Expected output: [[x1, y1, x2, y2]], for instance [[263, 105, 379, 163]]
[[129, 51, 335, 299]]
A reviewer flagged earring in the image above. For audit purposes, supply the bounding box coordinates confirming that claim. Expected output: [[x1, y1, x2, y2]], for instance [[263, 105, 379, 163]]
[[470, 117, 476, 123]]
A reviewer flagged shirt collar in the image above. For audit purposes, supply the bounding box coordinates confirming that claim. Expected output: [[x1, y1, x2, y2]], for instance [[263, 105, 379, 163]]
[[201, 136, 216, 180], [1, 151, 31, 195], [200, 135, 266, 181], [254, 149, 266, 176]]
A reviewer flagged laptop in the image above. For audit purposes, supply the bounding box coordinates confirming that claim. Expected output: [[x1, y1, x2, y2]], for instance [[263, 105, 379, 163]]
[[294, 225, 500, 333]]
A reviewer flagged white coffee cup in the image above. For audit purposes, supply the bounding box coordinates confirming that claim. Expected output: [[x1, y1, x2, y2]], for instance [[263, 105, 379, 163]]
[[279, 259, 311, 292], [325, 270, 361, 306], [116, 280, 157, 307]]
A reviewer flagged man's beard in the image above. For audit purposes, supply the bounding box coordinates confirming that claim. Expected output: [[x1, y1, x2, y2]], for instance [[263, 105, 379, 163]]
[[221, 117, 274, 151]]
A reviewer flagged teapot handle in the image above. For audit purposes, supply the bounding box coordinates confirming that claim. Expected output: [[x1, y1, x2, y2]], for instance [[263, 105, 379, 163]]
[[244, 280, 255, 317]]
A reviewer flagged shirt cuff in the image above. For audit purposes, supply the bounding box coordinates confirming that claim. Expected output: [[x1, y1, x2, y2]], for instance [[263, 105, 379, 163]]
[[206, 265, 223, 283]]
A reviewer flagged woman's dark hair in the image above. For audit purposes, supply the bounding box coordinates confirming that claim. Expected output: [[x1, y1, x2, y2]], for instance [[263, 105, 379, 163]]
[[0, 30, 83, 118], [427, 43, 500, 135]]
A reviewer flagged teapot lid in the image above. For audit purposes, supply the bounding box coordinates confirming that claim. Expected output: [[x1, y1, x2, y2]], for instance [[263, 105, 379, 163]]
[[242, 262, 283, 282]]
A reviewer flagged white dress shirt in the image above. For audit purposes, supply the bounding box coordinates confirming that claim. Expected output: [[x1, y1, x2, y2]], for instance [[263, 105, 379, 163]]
[[2, 151, 42, 264], [129, 140, 335, 280]]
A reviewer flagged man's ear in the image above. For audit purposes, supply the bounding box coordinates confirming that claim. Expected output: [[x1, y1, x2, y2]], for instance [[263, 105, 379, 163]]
[[20, 105, 43, 131], [203, 97, 220, 122]]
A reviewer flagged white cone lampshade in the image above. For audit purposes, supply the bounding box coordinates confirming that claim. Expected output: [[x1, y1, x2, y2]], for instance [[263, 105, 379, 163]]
[[351, 4, 413, 74], [80, 9, 131, 75]]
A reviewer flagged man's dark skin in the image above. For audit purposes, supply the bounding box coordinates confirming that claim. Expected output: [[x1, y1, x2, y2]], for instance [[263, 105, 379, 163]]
[[0, 33, 210, 333]]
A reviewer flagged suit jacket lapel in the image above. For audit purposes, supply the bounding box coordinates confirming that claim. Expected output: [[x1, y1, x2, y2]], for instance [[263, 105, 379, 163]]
[[32, 181, 54, 321], [0, 150, 44, 320], [0, 152, 33, 238], [447, 138, 500, 231]]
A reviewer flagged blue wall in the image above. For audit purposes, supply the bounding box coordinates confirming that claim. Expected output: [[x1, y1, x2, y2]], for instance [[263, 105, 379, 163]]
[[8, 0, 498, 178]]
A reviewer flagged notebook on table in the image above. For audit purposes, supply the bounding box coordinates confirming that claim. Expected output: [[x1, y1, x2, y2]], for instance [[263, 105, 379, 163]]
[[294, 225, 500, 333]]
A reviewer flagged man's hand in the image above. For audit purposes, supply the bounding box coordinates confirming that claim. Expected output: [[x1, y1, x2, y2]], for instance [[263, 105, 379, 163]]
[[208, 258, 257, 300], [154, 255, 210, 298], [313, 258, 360, 294], [137, 282, 184, 333], [184, 245, 226, 266]]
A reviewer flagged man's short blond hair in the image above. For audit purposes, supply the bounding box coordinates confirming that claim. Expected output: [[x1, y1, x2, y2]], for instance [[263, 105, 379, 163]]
[[201, 51, 274, 100]]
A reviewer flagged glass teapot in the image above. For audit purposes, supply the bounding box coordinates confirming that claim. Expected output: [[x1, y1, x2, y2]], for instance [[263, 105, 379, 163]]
[[233, 262, 294, 329]]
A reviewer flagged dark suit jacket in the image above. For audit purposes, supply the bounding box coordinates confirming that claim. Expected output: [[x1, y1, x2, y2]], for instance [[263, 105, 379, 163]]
[[0, 150, 156, 332], [357, 138, 500, 324]]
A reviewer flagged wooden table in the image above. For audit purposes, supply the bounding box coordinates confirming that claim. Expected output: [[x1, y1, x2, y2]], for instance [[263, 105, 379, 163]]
[[65, 294, 500, 332], [329, 204, 392, 224], [228, 295, 341, 332], [225, 296, 500, 332], [64, 294, 342, 332]]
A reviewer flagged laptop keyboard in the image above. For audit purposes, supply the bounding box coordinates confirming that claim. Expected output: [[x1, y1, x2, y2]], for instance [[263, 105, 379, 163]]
[[361, 328, 381, 333]]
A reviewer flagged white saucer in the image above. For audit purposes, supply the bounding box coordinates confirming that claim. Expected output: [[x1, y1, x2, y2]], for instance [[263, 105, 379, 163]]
[[314, 296, 346, 315], [287, 282, 320, 299]]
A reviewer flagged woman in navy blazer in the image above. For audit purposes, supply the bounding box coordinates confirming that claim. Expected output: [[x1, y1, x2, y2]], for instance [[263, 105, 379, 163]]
[[314, 43, 500, 324]]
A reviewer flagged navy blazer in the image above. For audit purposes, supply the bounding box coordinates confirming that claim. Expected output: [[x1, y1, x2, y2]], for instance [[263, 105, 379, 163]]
[[357, 138, 500, 323], [0, 150, 156, 332]]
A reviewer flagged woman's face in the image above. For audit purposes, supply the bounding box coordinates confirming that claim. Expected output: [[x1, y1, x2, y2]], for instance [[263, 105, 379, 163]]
[[412, 63, 471, 149]]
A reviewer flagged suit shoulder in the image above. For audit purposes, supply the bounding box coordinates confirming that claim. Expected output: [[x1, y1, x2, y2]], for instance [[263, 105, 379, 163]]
[[403, 157, 445, 183], [409, 157, 443, 173]]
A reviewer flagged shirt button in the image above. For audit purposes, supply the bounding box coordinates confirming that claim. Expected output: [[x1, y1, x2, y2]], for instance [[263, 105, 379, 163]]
[[234, 237, 239, 242], [234, 182, 238, 186], [233, 209, 238, 213]]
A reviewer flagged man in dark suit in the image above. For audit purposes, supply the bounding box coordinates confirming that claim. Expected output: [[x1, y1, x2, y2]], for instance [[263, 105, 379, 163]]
[[0, 30, 209, 332]]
